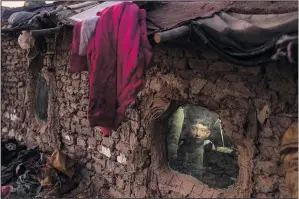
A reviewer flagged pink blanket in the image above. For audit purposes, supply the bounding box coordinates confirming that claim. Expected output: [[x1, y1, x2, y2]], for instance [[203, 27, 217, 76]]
[[70, 2, 152, 136]]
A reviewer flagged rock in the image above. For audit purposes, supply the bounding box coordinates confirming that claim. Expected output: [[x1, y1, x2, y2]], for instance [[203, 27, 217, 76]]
[[87, 137, 96, 149], [95, 156, 106, 167], [77, 111, 86, 118], [173, 57, 187, 69], [188, 58, 208, 71], [129, 133, 138, 149], [135, 185, 146, 198], [256, 176, 279, 193], [86, 161, 93, 170], [111, 131, 120, 139], [102, 137, 115, 148], [66, 86, 73, 94], [8, 129, 15, 137], [61, 76, 67, 83], [98, 145, 111, 158], [117, 153, 127, 164], [257, 104, 271, 124], [62, 132, 74, 145], [93, 162, 102, 174], [71, 73, 80, 80], [116, 177, 124, 189], [255, 161, 278, 176], [209, 61, 235, 72], [190, 78, 208, 94], [7, 55, 13, 61], [2, 127, 8, 133], [116, 142, 130, 154], [17, 82, 24, 88], [72, 80, 80, 88], [81, 73, 88, 81], [80, 168, 89, 178], [77, 136, 87, 148], [168, 48, 184, 57], [81, 118, 89, 127], [109, 187, 123, 198], [70, 102, 77, 109], [149, 77, 163, 92]]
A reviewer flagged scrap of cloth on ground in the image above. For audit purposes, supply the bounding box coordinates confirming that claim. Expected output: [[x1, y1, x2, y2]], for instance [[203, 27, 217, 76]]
[[69, 2, 152, 136], [1, 140, 78, 198]]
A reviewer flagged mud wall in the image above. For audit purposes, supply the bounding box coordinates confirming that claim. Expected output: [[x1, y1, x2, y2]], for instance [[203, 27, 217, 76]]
[[1, 33, 297, 198]]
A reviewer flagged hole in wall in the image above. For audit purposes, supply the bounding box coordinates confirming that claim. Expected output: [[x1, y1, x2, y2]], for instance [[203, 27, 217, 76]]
[[34, 73, 49, 121], [166, 104, 239, 189]]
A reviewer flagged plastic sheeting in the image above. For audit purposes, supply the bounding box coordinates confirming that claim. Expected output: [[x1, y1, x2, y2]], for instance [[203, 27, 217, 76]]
[[190, 11, 298, 66]]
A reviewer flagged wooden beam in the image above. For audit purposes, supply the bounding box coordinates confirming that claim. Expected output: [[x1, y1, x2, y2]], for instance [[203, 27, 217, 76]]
[[31, 26, 62, 36], [154, 25, 189, 44], [1, 24, 39, 33]]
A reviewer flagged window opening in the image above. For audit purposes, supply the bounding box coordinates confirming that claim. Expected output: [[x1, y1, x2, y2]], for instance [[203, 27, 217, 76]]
[[34, 73, 49, 121], [166, 104, 239, 188]]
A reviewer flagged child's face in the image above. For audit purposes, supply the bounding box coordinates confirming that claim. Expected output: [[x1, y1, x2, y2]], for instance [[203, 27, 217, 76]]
[[189, 123, 210, 139]]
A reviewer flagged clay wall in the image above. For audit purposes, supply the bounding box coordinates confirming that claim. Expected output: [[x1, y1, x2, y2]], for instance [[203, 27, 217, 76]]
[[1, 33, 297, 198]]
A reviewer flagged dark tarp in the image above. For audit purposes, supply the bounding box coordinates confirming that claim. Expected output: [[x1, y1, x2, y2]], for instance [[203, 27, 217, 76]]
[[1, 3, 55, 21], [1, 140, 79, 198], [190, 11, 298, 66], [147, 1, 298, 31]]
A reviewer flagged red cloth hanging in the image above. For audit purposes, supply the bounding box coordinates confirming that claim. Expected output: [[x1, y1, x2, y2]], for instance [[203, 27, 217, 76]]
[[69, 2, 152, 136]]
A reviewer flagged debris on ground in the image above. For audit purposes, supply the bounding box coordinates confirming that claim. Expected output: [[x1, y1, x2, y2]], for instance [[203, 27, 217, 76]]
[[1, 139, 80, 198]]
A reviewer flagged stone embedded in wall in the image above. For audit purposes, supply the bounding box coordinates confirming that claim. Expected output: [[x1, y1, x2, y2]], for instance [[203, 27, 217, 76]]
[[81, 72, 88, 81], [168, 47, 184, 58], [71, 73, 80, 80], [2, 127, 8, 134], [134, 185, 147, 198], [173, 57, 187, 69], [94, 155, 106, 168], [149, 77, 163, 92], [111, 130, 120, 139], [87, 137, 96, 149], [102, 137, 115, 148], [78, 127, 93, 137], [188, 58, 208, 71], [81, 118, 89, 127], [116, 142, 130, 154], [116, 177, 125, 189], [98, 145, 111, 158], [107, 160, 116, 173], [109, 187, 124, 198], [116, 153, 127, 164], [189, 78, 208, 94], [61, 132, 74, 145], [77, 136, 87, 148], [8, 129, 15, 138], [202, 50, 219, 60], [72, 80, 80, 88], [209, 61, 235, 72], [94, 162, 103, 174]]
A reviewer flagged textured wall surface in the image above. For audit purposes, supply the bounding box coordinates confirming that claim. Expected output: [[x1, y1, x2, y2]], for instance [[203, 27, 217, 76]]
[[1, 33, 297, 198]]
